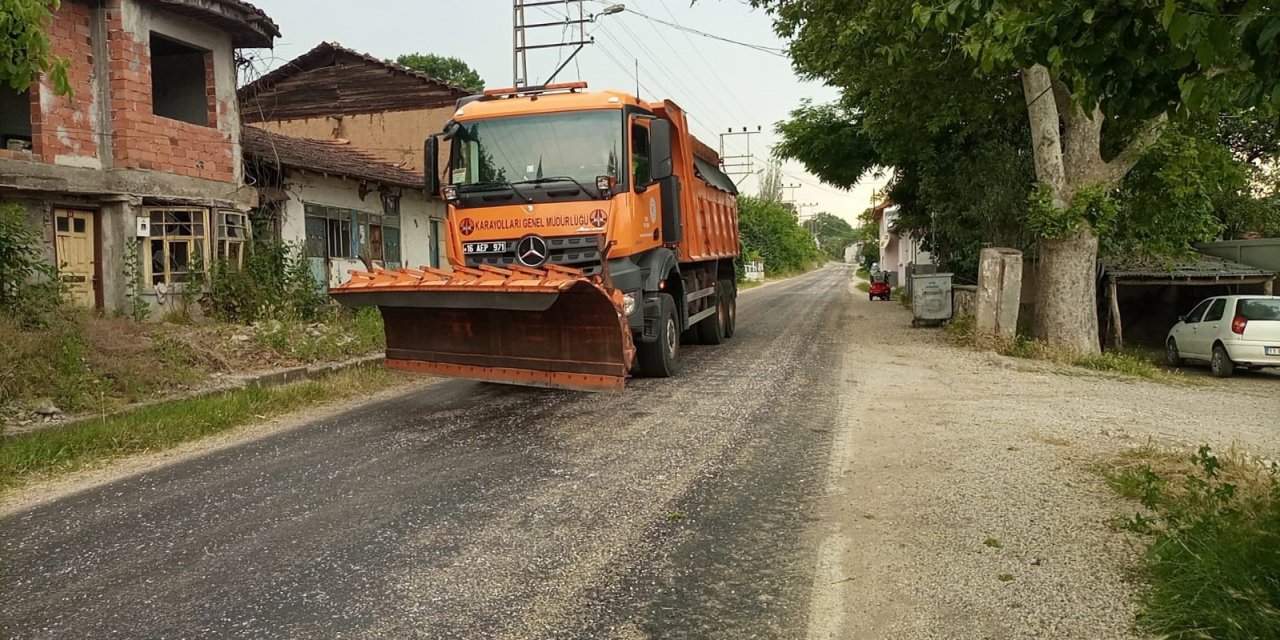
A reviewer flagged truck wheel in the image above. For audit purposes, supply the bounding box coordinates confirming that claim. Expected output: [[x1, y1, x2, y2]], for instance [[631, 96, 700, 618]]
[[720, 279, 737, 339], [638, 293, 680, 378], [695, 283, 726, 345]]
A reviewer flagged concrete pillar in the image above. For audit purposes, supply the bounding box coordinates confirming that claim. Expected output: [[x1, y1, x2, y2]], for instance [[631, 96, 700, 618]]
[[975, 247, 1023, 341]]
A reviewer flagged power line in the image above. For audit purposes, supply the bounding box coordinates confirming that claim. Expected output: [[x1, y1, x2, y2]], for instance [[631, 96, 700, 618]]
[[582, 0, 788, 56]]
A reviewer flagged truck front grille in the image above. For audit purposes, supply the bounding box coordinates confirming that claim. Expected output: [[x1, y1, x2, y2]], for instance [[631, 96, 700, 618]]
[[466, 234, 604, 276]]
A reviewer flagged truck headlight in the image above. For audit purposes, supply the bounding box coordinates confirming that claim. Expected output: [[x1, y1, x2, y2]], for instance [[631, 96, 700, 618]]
[[622, 292, 637, 316]]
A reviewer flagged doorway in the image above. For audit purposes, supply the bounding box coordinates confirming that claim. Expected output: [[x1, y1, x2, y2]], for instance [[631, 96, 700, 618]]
[[53, 209, 99, 308]]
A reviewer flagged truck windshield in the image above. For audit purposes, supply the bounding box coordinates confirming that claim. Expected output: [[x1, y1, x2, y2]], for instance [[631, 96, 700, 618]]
[[449, 110, 622, 189]]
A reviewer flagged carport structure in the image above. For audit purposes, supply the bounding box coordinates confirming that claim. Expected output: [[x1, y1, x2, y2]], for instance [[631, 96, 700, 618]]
[[1102, 255, 1276, 350]]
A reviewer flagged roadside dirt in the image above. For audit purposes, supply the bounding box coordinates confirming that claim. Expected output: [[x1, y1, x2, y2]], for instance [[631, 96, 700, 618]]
[[810, 277, 1280, 639]]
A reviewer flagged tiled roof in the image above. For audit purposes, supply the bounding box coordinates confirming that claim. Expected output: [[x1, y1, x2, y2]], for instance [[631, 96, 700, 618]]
[[242, 126, 423, 189], [239, 41, 474, 100]]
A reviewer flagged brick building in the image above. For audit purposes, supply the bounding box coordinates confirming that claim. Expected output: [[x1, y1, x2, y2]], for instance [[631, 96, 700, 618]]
[[0, 0, 277, 313]]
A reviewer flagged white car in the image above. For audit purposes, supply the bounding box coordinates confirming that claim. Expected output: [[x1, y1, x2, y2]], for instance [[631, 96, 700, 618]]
[[1166, 295, 1280, 377]]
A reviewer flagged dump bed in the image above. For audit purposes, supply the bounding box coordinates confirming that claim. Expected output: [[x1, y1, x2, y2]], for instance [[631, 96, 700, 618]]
[[652, 100, 740, 264]]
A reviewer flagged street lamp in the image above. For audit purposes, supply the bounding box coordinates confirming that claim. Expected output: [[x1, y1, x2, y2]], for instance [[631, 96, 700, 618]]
[[593, 4, 625, 20]]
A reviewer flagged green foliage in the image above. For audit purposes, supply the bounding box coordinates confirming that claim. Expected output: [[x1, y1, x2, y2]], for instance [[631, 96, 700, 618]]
[[1024, 183, 1118, 242], [737, 196, 823, 276], [1107, 446, 1280, 639], [393, 52, 484, 91], [807, 212, 858, 260], [121, 239, 150, 322], [0, 203, 62, 326], [774, 100, 879, 189], [0, 0, 70, 94], [1109, 127, 1239, 257], [203, 243, 328, 323]]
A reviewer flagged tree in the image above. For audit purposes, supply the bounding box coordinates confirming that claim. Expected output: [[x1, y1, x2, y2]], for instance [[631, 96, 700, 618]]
[[756, 0, 1280, 353], [2, 0, 69, 94], [757, 160, 784, 204], [807, 212, 858, 260], [738, 196, 823, 275], [393, 53, 484, 92]]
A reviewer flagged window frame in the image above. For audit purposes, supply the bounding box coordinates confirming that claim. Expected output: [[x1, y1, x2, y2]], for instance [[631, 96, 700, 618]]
[[1203, 298, 1227, 323], [1184, 299, 1214, 324], [144, 206, 210, 286]]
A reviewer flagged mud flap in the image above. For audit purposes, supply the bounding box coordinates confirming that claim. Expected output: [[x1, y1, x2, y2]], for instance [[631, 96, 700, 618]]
[[330, 265, 635, 392]]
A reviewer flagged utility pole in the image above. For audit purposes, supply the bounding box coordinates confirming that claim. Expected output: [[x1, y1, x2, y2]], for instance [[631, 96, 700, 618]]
[[719, 126, 762, 184], [781, 183, 801, 206], [796, 202, 820, 246], [512, 1, 624, 88]]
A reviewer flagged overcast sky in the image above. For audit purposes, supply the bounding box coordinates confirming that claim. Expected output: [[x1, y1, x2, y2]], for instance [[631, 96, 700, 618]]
[[245, 0, 887, 226]]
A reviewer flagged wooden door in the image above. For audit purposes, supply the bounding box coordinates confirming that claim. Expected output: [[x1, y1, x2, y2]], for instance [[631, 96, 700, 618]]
[[54, 209, 98, 308]]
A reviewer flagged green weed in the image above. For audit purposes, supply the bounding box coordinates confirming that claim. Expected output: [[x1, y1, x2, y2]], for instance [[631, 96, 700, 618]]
[[0, 367, 401, 490], [1103, 445, 1280, 639]]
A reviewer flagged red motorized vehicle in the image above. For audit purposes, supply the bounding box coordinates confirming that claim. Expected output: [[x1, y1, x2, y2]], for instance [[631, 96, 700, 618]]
[[868, 278, 891, 301]]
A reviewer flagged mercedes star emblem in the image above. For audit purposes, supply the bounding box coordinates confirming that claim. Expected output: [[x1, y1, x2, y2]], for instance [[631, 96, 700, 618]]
[[516, 234, 549, 267]]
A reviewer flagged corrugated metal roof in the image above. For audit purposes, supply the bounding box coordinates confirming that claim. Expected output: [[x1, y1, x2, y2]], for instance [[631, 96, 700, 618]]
[[1106, 254, 1274, 280]]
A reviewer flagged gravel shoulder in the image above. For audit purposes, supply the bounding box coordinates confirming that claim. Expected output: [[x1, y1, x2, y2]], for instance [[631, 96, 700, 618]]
[[810, 276, 1280, 639]]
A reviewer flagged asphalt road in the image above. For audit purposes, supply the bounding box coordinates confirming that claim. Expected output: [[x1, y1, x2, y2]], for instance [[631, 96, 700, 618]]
[[2, 264, 856, 640]]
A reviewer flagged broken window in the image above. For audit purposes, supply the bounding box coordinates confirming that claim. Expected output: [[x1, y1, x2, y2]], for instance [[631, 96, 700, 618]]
[[303, 204, 400, 265], [0, 88, 33, 151], [217, 210, 249, 268], [146, 207, 209, 285], [150, 34, 210, 126]]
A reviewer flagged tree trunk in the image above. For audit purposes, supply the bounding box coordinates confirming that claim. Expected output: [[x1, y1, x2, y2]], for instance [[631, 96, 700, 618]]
[[1035, 229, 1101, 355]]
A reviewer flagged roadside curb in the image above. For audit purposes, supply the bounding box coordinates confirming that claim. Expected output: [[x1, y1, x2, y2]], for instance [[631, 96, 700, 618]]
[[4, 354, 386, 438]]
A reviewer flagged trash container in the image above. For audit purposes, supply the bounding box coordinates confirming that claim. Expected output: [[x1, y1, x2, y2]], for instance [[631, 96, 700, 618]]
[[911, 272, 953, 326]]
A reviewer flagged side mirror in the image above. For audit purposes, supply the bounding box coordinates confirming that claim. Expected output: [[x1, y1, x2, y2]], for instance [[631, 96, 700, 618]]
[[651, 119, 674, 181], [1178, 315, 1187, 323], [425, 135, 441, 197]]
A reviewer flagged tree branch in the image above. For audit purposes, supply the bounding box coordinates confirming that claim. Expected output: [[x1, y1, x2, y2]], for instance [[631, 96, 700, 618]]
[[1100, 113, 1169, 185], [1021, 65, 1067, 206]]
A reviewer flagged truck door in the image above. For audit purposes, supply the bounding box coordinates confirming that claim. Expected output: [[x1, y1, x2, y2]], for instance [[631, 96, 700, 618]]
[[630, 118, 661, 239]]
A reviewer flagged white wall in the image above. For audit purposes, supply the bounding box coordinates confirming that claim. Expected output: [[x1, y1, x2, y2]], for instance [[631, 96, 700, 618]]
[[278, 170, 445, 286]]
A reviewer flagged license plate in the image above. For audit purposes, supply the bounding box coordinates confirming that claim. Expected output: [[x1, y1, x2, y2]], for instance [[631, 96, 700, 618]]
[[463, 242, 506, 254], [1267, 347, 1280, 356]]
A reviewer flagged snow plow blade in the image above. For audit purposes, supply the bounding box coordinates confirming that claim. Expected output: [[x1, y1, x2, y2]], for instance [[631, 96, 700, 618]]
[[330, 264, 635, 392]]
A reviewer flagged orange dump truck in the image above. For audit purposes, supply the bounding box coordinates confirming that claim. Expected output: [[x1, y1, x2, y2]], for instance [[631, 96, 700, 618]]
[[330, 82, 740, 391]]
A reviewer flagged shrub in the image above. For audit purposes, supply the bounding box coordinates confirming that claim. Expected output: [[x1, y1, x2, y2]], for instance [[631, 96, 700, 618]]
[[1108, 446, 1280, 639], [0, 203, 62, 326], [203, 242, 328, 323]]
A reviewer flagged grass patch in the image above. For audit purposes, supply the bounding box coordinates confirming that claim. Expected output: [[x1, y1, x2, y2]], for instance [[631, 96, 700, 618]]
[[893, 286, 911, 310], [984, 537, 1003, 549], [856, 267, 870, 279], [945, 315, 1182, 383], [0, 367, 402, 491], [1102, 444, 1280, 639], [855, 282, 870, 292]]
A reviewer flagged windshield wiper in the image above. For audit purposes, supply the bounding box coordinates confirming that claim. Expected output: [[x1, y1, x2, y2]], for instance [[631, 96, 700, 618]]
[[510, 176, 598, 197], [458, 180, 532, 202]]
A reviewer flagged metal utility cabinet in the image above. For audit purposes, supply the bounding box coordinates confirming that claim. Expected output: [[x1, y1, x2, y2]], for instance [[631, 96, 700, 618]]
[[911, 272, 954, 326]]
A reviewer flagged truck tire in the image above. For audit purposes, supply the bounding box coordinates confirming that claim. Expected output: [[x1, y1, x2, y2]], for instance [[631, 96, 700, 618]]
[[695, 282, 726, 345], [638, 293, 680, 377], [720, 279, 737, 339]]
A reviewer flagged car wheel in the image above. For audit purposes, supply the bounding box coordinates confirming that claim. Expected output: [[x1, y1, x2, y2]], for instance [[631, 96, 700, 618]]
[[637, 293, 679, 378], [1211, 344, 1235, 378], [1165, 339, 1184, 367]]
